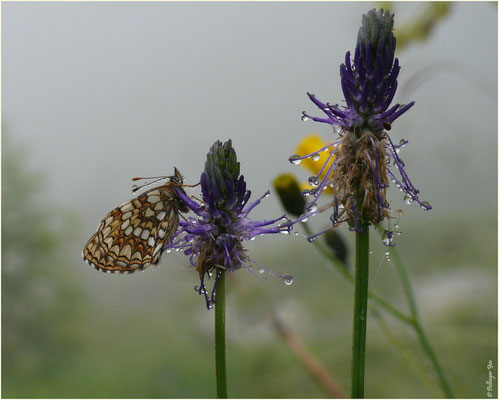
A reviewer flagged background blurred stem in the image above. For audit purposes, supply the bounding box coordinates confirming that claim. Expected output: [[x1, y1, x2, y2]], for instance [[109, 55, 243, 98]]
[[303, 221, 454, 397], [373, 309, 442, 397], [387, 241, 454, 398], [351, 224, 369, 398], [215, 270, 227, 398], [302, 222, 412, 324], [270, 308, 347, 398]]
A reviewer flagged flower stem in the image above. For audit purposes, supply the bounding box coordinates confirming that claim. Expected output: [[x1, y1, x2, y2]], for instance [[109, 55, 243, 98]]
[[215, 270, 227, 398], [351, 223, 369, 398]]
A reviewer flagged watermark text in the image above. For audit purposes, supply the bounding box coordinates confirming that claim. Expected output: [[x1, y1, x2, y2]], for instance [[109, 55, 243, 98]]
[[486, 360, 495, 397]]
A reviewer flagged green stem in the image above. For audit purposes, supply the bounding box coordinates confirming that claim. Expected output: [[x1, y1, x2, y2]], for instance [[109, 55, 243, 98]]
[[215, 270, 227, 398], [302, 222, 413, 325], [388, 244, 454, 398], [351, 223, 369, 398]]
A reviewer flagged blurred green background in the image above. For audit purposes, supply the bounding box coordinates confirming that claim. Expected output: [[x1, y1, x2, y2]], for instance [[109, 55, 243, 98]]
[[2, 2, 497, 398]]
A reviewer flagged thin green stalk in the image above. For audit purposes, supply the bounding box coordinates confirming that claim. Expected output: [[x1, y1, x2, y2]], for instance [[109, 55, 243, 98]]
[[351, 223, 369, 398], [302, 222, 413, 325], [215, 270, 227, 398], [372, 309, 442, 397], [388, 244, 454, 398]]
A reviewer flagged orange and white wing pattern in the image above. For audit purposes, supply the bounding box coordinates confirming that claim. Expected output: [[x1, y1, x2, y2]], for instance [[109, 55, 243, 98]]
[[82, 169, 188, 274]]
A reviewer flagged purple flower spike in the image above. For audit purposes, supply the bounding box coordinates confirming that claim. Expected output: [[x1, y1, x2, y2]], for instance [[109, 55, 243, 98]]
[[307, 9, 414, 136], [167, 140, 292, 309], [292, 9, 431, 244]]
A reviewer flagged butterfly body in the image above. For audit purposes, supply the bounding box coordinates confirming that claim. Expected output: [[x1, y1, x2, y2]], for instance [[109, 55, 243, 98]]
[[82, 168, 188, 273]]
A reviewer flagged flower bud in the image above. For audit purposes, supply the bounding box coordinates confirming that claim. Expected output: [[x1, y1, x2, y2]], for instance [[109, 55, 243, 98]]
[[273, 173, 306, 218]]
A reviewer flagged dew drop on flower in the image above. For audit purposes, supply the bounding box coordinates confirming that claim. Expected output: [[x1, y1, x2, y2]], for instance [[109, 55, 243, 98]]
[[333, 125, 343, 135], [382, 232, 392, 246], [420, 201, 431, 210], [289, 155, 302, 165], [132, 184, 139, 192], [208, 304, 214, 309], [307, 236, 316, 243], [307, 203, 318, 212], [283, 276, 294, 286], [308, 176, 319, 187], [166, 249, 172, 254], [258, 268, 265, 274], [384, 251, 390, 256], [301, 113, 310, 122], [311, 153, 320, 161], [404, 195, 413, 204]]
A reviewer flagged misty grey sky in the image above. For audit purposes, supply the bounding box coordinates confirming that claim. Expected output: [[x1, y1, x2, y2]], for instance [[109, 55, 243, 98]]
[[2, 2, 497, 244]]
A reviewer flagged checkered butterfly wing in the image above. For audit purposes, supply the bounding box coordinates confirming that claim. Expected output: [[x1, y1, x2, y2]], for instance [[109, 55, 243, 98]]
[[82, 169, 187, 273]]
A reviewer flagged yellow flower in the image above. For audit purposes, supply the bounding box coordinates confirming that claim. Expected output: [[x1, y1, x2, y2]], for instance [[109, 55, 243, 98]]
[[295, 134, 335, 194]]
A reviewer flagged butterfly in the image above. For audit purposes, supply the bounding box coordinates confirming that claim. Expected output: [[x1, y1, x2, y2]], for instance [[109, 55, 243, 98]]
[[82, 168, 189, 273]]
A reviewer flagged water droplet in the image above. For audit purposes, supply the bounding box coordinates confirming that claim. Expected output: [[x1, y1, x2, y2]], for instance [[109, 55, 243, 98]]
[[382, 233, 392, 246], [294, 232, 300, 236], [208, 304, 214, 309], [308, 176, 319, 187], [396, 232, 402, 236], [284, 276, 294, 286], [289, 155, 302, 165], [369, 251, 373, 254], [307, 203, 318, 212], [299, 213, 309, 222], [280, 229, 290, 235], [394, 224, 399, 229], [420, 201, 431, 210], [301, 113, 310, 122], [258, 268, 265, 274], [311, 153, 320, 161], [384, 251, 390, 256], [404, 195, 413, 205], [166, 249, 172, 253], [250, 236, 256, 240], [307, 236, 316, 243]]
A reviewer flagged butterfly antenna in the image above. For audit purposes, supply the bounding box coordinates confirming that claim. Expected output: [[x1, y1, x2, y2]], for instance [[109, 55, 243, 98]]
[[182, 182, 201, 189], [131, 176, 169, 193]]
